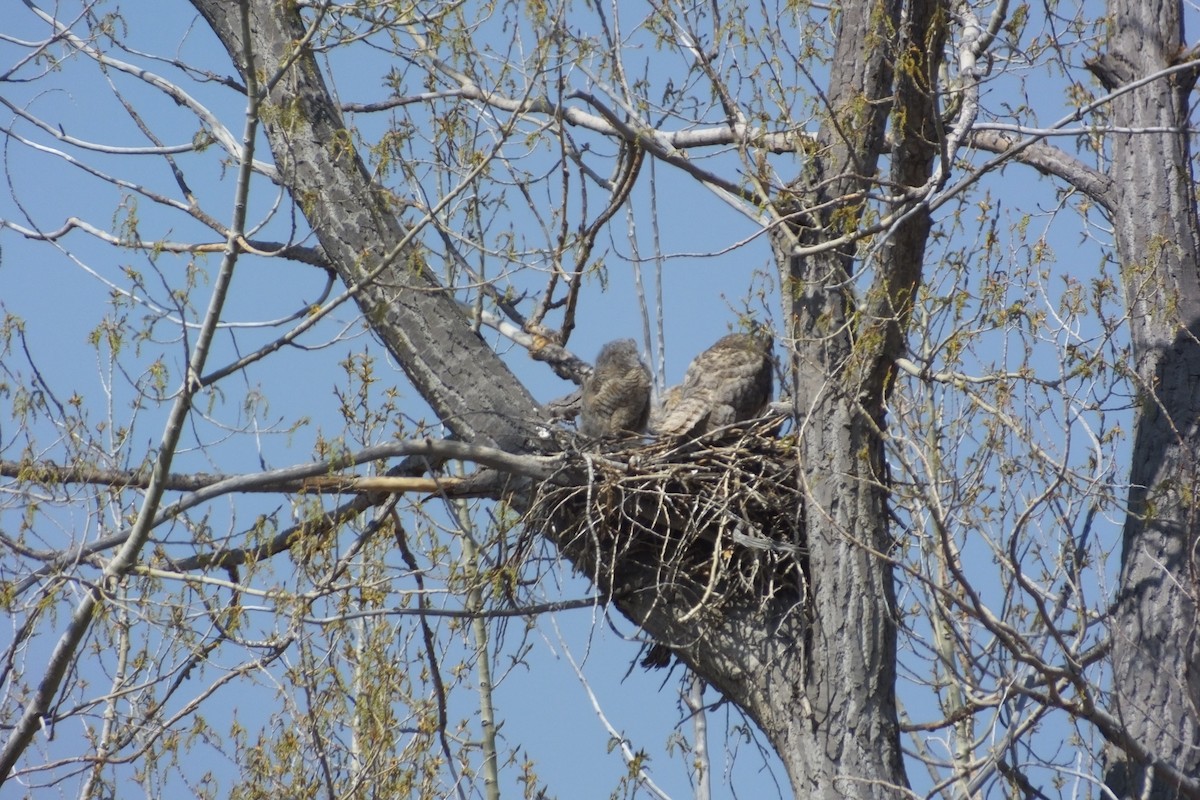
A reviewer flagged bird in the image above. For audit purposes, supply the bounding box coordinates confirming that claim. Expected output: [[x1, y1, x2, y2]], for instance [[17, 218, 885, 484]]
[[579, 339, 652, 438], [652, 329, 774, 438]]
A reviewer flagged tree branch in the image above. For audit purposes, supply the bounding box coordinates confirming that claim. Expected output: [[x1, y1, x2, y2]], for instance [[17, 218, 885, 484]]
[[18, 1, 278, 181], [192, 0, 545, 452], [967, 131, 1115, 211]]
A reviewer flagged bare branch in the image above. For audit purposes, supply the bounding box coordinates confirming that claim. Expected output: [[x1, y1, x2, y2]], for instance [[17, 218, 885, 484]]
[[19, 0, 279, 181]]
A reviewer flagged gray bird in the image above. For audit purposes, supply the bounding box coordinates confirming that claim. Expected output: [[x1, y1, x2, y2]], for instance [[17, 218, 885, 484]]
[[579, 339, 652, 438], [653, 330, 774, 437]]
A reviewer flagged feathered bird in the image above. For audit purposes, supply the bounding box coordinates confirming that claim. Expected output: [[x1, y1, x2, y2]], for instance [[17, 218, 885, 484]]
[[653, 330, 773, 437], [579, 339, 652, 438]]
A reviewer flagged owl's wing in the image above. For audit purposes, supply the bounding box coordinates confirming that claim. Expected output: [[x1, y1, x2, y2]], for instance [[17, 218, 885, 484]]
[[653, 392, 713, 436], [648, 385, 682, 433], [653, 364, 716, 436]]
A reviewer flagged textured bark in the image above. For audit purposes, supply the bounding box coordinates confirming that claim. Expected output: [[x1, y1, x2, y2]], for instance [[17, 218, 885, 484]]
[[767, 0, 944, 793], [190, 0, 540, 451], [608, 2, 949, 794], [1092, 1, 1200, 796]]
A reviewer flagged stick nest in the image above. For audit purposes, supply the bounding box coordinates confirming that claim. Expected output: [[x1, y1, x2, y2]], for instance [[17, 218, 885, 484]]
[[525, 419, 808, 617]]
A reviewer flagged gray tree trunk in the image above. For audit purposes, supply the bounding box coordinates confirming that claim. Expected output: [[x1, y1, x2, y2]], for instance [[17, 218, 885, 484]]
[[765, 0, 945, 792], [1090, 1, 1200, 796], [191, 2, 541, 453]]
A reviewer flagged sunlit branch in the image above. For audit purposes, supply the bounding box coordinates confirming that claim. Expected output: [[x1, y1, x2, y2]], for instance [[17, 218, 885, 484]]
[[4, 437, 612, 587], [569, 88, 757, 204], [967, 131, 1114, 207], [398, 13, 800, 228], [933, 0, 1006, 194], [300, 594, 618, 624], [399, 26, 804, 156], [458, 496, 501, 800], [167, 491, 377, 572], [894, 356, 1060, 388], [0, 215, 328, 268], [0, 13, 71, 82], [946, 57, 1200, 218], [795, 56, 1200, 264], [2, 439, 570, 499], [469, 306, 593, 384], [553, 617, 674, 800], [0, 124, 301, 284], [973, 122, 1199, 137], [1, 127, 204, 216], [21, 1, 279, 181], [683, 673, 711, 800], [646, 0, 784, 227], [0, 94, 206, 155], [342, 87, 470, 113]]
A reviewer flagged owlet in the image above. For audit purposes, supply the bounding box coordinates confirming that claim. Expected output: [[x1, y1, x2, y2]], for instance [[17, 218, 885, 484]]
[[579, 339, 652, 438]]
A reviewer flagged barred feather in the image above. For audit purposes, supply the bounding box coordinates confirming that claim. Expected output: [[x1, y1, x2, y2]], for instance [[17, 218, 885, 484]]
[[653, 331, 773, 438]]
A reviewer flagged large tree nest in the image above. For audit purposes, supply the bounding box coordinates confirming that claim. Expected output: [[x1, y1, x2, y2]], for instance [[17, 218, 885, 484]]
[[525, 420, 809, 635]]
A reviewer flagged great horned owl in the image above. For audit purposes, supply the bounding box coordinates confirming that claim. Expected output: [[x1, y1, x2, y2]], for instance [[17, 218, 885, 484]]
[[653, 330, 773, 437], [579, 339, 652, 438]]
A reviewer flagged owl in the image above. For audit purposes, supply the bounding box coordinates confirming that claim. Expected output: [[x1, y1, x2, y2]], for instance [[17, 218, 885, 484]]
[[579, 339, 652, 438], [653, 330, 774, 437]]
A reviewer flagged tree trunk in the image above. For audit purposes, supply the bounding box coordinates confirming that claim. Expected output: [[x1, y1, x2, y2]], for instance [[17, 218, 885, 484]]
[[1092, 1, 1200, 795], [190, 0, 541, 451], [766, 0, 945, 793]]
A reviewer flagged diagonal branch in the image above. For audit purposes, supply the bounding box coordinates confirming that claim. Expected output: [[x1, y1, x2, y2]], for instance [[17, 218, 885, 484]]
[[5, 437, 577, 592], [191, 0, 544, 451], [967, 132, 1114, 210]]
